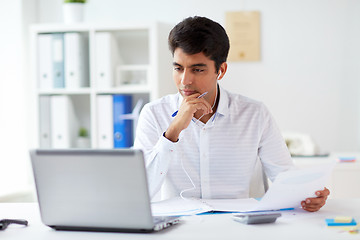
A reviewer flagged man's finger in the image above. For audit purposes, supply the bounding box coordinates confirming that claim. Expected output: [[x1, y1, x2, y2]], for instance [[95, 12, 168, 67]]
[[305, 197, 326, 205], [301, 201, 324, 212], [315, 187, 330, 197], [187, 97, 212, 110], [303, 205, 320, 212]]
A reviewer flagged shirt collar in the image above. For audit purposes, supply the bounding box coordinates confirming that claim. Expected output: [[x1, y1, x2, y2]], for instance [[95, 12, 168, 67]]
[[216, 85, 229, 117], [176, 85, 230, 117]]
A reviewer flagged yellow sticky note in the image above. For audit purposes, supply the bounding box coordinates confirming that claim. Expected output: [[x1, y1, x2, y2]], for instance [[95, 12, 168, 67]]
[[334, 216, 353, 223]]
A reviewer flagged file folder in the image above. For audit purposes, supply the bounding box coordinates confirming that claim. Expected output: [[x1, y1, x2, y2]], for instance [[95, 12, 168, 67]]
[[113, 95, 133, 148], [64, 33, 89, 89], [39, 95, 51, 148], [95, 32, 120, 89], [96, 95, 114, 148], [37, 34, 53, 89], [52, 33, 65, 88], [50, 95, 77, 148]]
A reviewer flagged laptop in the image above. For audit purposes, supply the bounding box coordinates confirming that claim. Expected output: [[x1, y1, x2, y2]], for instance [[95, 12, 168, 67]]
[[29, 149, 179, 233]]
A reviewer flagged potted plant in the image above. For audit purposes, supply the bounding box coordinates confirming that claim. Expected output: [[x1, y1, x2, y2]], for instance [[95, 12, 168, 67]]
[[63, 0, 87, 24], [76, 127, 90, 148]]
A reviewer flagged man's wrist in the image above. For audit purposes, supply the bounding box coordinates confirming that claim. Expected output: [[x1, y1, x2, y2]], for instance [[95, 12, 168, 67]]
[[163, 132, 179, 142], [163, 129, 180, 142]]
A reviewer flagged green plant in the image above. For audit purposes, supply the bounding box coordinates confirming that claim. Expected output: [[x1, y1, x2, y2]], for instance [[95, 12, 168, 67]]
[[64, 0, 87, 3], [78, 127, 88, 138]]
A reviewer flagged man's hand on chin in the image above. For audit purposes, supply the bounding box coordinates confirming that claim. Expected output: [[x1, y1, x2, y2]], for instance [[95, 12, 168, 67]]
[[301, 187, 330, 212]]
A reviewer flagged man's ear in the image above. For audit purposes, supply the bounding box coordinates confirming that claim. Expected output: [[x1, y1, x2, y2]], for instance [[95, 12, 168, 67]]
[[217, 62, 227, 80]]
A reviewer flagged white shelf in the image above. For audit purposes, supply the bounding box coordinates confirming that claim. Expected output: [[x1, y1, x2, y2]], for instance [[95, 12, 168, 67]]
[[30, 23, 156, 34], [96, 85, 150, 94], [38, 88, 92, 95], [30, 22, 176, 149]]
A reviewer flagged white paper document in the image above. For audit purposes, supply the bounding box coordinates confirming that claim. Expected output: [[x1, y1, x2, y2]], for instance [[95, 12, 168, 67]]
[[254, 163, 335, 211], [151, 198, 259, 216], [151, 163, 335, 216]]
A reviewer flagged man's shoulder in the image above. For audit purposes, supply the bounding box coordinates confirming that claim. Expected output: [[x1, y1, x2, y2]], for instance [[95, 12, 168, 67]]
[[224, 88, 265, 110], [222, 89, 273, 123]]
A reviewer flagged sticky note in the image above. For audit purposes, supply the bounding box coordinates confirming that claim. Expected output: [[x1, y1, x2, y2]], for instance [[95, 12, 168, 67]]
[[325, 218, 357, 226], [334, 216, 353, 223], [337, 157, 356, 162]]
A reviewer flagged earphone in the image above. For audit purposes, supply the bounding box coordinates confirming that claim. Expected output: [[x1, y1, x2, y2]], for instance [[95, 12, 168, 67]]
[[217, 71, 222, 80]]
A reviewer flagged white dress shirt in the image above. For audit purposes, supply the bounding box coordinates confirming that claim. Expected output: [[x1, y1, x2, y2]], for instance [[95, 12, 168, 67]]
[[134, 85, 294, 200]]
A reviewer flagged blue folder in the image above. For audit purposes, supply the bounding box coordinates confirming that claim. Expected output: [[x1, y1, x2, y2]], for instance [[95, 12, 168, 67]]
[[113, 95, 133, 148]]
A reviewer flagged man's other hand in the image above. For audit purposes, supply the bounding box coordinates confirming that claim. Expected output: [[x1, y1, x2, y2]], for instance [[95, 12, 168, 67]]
[[301, 187, 330, 212]]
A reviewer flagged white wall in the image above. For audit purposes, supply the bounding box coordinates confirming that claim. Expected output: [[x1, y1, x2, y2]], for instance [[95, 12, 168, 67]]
[[0, 0, 37, 195], [33, 0, 360, 152]]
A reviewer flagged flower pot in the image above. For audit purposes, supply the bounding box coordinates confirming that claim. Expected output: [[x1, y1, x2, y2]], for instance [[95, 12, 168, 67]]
[[63, 3, 85, 24], [76, 137, 90, 148]]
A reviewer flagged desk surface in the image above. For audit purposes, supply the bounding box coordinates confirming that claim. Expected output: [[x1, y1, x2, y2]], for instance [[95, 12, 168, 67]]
[[1, 199, 359, 240], [293, 153, 360, 199]]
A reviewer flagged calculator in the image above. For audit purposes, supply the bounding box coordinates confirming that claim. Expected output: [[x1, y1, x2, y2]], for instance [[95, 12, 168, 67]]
[[232, 212, 282, 224]]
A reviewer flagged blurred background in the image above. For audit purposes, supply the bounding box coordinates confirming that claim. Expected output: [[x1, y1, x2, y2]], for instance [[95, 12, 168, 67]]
[[0, 0, 359, 200]]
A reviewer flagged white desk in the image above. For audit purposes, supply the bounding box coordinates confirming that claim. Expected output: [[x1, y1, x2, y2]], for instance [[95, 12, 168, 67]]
[[1, 199, 359, 240], [293, 152, 360, 199]]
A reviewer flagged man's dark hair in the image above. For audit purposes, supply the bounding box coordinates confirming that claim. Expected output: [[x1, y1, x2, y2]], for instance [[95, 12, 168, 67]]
[[168, 16, 230, 73]]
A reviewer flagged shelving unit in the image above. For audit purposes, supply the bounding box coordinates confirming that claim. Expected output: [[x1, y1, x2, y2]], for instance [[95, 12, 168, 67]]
[[30, 22, 176, 149]]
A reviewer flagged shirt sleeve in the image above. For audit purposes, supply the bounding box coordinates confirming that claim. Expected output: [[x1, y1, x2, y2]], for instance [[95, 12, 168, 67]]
[[133, 104, 177, 199], [257, 104, 295, 181]]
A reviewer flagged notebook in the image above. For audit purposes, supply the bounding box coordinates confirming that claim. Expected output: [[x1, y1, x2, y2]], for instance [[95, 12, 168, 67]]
[[29, 149, 179, 233]]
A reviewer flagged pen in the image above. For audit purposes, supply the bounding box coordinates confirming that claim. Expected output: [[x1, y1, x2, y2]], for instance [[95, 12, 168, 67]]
[[172, 92, 208, 117]]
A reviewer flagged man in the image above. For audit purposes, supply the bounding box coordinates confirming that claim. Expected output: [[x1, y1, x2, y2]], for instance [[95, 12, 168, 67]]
[[134, 16, 329, 212]]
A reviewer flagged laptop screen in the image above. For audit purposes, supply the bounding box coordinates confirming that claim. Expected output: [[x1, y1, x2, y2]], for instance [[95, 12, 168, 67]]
[[30, 149, 155, 231]]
